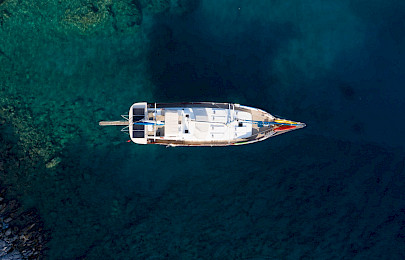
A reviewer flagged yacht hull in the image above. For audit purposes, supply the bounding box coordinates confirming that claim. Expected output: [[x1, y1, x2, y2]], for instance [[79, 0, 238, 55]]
[[100, 102, 306, 146]]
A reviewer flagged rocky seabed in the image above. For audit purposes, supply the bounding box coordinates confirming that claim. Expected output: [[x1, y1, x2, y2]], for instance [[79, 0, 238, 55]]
[[0, 189, 48, 260]]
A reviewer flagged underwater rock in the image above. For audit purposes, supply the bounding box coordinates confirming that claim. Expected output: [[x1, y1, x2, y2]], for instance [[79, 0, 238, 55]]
[[62, 1, 111, 34], [0, 239, 10, 256], [0, 188, 49, 259], [1, 250, 23, 260], [0, 1, 16, 28], [110, 0, 142, 33], [60, 0, 196, 35], [45, 157, 62, 169], [61, 0, 142, 35]]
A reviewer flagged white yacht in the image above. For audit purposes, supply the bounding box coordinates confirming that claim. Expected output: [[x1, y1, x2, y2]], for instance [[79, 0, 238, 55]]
[[99, 102, 305, 146]]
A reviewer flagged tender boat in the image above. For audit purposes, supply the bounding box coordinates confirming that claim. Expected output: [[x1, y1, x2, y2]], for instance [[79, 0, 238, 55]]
[[99, 102, 305, 146]]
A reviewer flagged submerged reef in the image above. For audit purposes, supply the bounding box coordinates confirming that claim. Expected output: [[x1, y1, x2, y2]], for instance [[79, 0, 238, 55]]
[[0, 95, 61, 168], [0, 99, 51, 259], [0, 188, 49, 259], [62, 0, 143, 34], [0, 0, 198, 36]]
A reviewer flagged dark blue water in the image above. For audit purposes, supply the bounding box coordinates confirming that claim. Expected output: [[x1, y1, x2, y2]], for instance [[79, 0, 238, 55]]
[[0, 0, 404, 258]]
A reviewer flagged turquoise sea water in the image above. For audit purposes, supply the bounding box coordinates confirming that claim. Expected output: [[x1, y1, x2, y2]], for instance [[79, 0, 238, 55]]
[[1, 0, 404, 258]]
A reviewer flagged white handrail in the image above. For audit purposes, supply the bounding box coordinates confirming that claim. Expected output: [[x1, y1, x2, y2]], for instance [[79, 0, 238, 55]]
[[153, 103, 157, 141]]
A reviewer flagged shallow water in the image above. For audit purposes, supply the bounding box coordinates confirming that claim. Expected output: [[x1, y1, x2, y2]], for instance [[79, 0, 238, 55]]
[[1, 0, 404, 258]]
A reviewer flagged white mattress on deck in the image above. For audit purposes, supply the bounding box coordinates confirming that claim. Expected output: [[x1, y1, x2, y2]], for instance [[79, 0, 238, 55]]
[[165, 110, 179, 137]]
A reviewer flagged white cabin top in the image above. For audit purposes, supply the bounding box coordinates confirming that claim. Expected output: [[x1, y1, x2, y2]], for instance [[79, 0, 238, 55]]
[[129, 102, 257, 144], [162, 107, 252, 141]]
